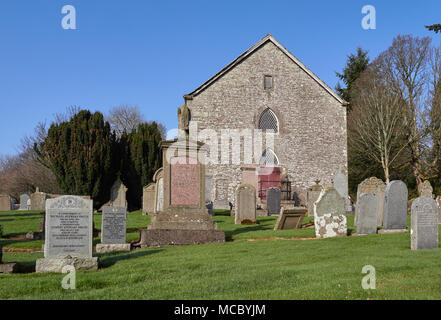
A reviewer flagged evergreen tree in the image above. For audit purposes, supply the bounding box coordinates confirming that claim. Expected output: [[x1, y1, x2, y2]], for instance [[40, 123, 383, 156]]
[[335, 47, 370, 109], [36, 110, 117, 208], [121, 122, 162, 209], [426, 24, 441, 33]]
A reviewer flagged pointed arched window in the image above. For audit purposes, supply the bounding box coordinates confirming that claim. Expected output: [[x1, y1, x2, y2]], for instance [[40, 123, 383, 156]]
[[259, 148, 279, 167], [258, 108, 279, 133]]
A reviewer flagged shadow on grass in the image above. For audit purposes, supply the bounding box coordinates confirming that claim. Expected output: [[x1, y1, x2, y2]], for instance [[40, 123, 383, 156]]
[[224, 224, 274, 241], [0, 212, 43, 218], [97, 249, 163, 269], [0, 237, 40, 246]]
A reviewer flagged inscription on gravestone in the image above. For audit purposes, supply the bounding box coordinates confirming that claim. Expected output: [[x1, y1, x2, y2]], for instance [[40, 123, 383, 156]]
[[45, 195, 93, 257], [170, 157, 200, 206], [101, 206, 126, 244], [411, 197, 438, 250]]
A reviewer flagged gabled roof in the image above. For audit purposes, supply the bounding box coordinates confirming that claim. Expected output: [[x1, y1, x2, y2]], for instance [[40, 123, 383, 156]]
[[184, 34, 346, 105]]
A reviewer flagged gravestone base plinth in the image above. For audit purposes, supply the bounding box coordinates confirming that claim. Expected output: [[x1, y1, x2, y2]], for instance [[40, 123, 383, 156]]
[[36, 255, 99, 273], [96, 243, 131, 253], [0, 262, 20, 274], [378, 229, 408, 234], [138, 229, 225, 248], [148, 210, 218, 230]]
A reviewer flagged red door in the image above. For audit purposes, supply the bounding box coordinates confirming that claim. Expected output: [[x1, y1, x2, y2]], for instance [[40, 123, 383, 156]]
[[258, 167, 281, 200]]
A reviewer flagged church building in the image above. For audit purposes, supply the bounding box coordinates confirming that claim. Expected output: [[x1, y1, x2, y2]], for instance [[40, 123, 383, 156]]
[[181, 34, 348, 208]]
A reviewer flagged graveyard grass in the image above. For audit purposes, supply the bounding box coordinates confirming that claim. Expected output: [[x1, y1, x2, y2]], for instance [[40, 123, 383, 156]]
[[1, 210, 441, 299]]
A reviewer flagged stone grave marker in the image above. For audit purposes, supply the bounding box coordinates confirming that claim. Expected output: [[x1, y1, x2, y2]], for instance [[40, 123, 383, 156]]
[[235, 184, 257, 224], [356, 193, 378, 235], [30, 190, 47, 211], [436, 196, 441, 225], [314, 188, 347, 238], [110, 179, 127, 208], [19, 194, 30, 210], [155, 177, 164, 213], [307, 180, 322, 217], [274, 207, 307, 230], [36, 195, 98, 273], [96, 206, 130, 253], [332, 166, 351, 211], [420, 180, 434, 198], [0, 195, 11, 211], [267, 187, 281, 215], [142, 183, 156, 215], [356, 177, 386, 226], [411, 197, 439, 250], [382, 180, 408, 232]]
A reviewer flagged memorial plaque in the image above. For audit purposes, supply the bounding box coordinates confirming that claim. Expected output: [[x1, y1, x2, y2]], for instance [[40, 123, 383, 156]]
[[267, 187, 281, 215], [170, 156, 200, 206], [45, 195, 93, 257], [101, 206, 127, 244], [411, 197, 438, 250]]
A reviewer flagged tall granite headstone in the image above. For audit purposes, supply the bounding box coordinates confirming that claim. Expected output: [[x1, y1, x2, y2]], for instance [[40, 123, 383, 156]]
[[356, 193, 378, 234], [19, 194, 30, 210], [356, 177, 386, 226], [411, 197, 438, 250], [36, 195, 98, 273], [142, 183, 156, 215], [314, 188, 347, 238], [235, 184, 257, 224], [139, 138, 225, 247], [266, 187, 281, 215], [382, 180, 408, 231], [332, 166, 351, 211]]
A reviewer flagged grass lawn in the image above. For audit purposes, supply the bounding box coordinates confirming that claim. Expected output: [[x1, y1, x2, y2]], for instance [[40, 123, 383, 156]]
[[1, 209, 441, 299]]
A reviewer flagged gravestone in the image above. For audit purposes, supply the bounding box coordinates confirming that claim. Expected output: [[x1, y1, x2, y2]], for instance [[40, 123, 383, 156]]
[[235, 184, 257, 224], [142, 183, 156, 215], [436, 196, 441, 225], [356, 193, 378, 235], [155, 177, 164, 213], [382, 180, 408, 232], [411, 197, 438, 250], [205, 175, 212, 202], [213, 199, 230, 211], [307, 180, 322, 217], [314, 188, 347, 238], [267, 187, 281, 215], [30, 190, 47, 211], [110, 179, 127, 208], [420, 180, 434, 198], [0, 195, 11, 211], [19, 194, 30, 210], [36, 195, 98, 273], [96, 206, 130, 253], [274, 207, 307, 230], [356, 177, 386, 226], [332, 166, 351, 211], [139, 138, 225, 247]]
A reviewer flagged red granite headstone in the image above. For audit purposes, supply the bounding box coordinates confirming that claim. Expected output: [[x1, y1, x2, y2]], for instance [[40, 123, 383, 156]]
[[170, 157, 200, 206]]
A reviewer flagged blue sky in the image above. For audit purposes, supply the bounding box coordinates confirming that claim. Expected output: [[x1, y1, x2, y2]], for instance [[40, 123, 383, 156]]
[[0, 0, 439, 156]]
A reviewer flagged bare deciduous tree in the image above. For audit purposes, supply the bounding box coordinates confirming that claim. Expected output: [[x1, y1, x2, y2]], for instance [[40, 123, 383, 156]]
[[107, 104, 144, 136]]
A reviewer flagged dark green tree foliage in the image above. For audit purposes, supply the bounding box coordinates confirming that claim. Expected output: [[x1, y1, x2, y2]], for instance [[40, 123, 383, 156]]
[[336, 47, 370, 108], [37, 110, 117, 208], [426, 24, 441, 33], [121, 122, 162, 210]]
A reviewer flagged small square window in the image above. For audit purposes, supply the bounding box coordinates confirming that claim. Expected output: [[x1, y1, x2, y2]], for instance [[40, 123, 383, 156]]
[[264, 75, 273, 90]]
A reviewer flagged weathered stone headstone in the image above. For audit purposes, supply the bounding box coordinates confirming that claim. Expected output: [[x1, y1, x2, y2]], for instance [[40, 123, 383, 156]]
[[267, 187, 281, 215], [142, 183, 156, 215], [356, 193, 378, 235], [274, 207, 306, 230], [30, 190, 47, 211], [382, 180, 408, 231], [356, 177, 386, 226], [19, 194, 30, 210], [110, 179, 127, 208], [155, 177, 164, 213], [420, 180, 434, 198], [235, 184, 257, 224], [213, 199, 230, 211], [332, 166, 351, 211], [96, 206, 130, 253], [314, 188, 347, 238], [307, 180, 322, 217], [36, 195, 98, 273], [0, 195, 11, 211], [411, 197, 439, 250], [139, 139, 225, 247]]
